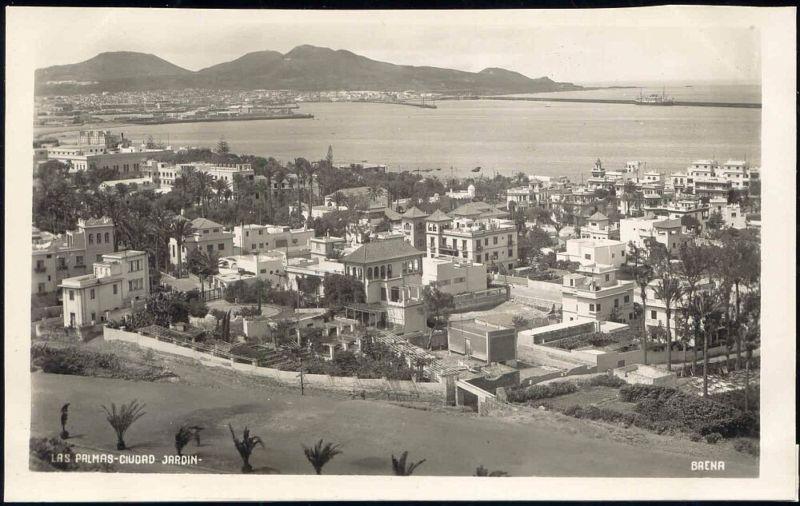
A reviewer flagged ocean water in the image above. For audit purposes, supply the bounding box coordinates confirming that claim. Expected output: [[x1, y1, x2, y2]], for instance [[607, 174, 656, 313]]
[[76, 85, 761, 180]]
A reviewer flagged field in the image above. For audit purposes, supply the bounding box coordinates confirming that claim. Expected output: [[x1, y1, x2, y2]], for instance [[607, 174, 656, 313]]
[[29, 341, 758, 477]]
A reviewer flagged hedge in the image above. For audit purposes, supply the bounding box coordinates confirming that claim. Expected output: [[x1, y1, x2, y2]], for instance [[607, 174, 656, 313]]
[[506, 382, 578, 403]]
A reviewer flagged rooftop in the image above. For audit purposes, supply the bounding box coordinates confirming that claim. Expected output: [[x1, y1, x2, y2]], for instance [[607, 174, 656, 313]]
[[191, 217, 224, 230], [587, 212, 608, 221], [426, 209, 452, 222], [340, 239, 423, 264], [402, 206, 429, 219]]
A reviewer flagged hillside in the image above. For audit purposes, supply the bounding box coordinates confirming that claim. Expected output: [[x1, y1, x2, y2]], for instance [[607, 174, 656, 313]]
[[35, 45, 582, 95]]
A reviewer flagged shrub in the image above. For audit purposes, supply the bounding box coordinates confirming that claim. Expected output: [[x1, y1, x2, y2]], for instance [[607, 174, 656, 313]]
[[235, 306, 261, 318], [705, 432, 722, 444], [587, 375, 626, 388], [29, 437, 114, 472], [689, 433, 703, 442], [733, 438, 759, 456], [506, 382, 578, 403]]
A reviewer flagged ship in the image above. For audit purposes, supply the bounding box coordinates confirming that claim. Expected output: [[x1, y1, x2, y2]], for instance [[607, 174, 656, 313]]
[[634, 87, 675, 106], [471, 166, 482, 173]]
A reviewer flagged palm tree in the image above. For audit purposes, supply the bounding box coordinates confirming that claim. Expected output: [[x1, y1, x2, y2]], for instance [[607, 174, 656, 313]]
[[170, 218, 194, 278], [629, 242, 654, 364], [254, 179, 269, 224], [391, 451, 425, 476], [213, 178, 229, 204], [101, 400, 146, 450], [175, 426, 194, 456], [302, 439, 342, 475], [229, 424, 264, 473], [474, 465, 509, 477], [186, 249, 219, 299], [148, 207, 175, 285], [652, 270, 684, 371], [689, 292, 723, 397]]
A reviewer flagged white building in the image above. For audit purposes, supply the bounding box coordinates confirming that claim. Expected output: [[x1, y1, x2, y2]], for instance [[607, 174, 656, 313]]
[[558, 238, 635, 324], [214, 253, 285, 290], [169, 218, 234, 267], [619, 216, 688, 253], [709, 197, 747, 229], [232, 224, 314, 255], [60, 250, 150, 327], [421, 256, 487, 295], [98, 177, 156, 193]]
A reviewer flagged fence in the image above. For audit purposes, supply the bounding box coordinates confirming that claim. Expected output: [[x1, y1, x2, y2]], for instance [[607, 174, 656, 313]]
[[202, 287, 223, 302], [511, 294, 562, 312], [103, 326, 446, 401], [492, 274, 529, 286]]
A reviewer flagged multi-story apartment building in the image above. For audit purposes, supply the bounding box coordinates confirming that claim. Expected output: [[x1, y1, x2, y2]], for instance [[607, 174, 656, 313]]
[[643, 277, 716, 341], [688, 159, 719, 179], [232, 224, 314, 255], [169, 218, 234, 267], [425, 205, 518, 273], [60, 250, 150, 327], [619, 216, 688, 253], [693, 177, 732, 200], [98, 177, 156, 193], [718, 160, 755, 190], [558, 238, 636, 324], [340, 236, 426, 332], [32, 218, 116, 296], [644, 196, 710, 223], [580, 212, 616, 241]]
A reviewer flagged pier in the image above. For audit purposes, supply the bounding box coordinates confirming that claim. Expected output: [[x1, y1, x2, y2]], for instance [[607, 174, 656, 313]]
[[479, 96, 761, 109]]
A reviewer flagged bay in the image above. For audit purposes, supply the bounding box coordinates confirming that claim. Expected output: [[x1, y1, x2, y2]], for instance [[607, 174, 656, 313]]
[[48, 90, 761, 181]]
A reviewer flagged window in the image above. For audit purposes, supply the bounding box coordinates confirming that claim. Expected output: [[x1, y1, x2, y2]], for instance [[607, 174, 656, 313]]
[[629, 313, 633, 320], [493, 236, 498, 245], [367, 267, 373, 279], [380, 266, 386, 278], [91, 312, 96, 322], [90, 289, 95, 300], [38, 283, 46, 294], [88, 234, 94, 244], [597, 303, 601, 311], [508, 249, 513, 257], [214, 228, 220, 233], [651, 310, 657, 319], [380, 288, 387, 301], [605, 274, 610, 281], [96, 233, 102, 243], [584, 253, 591, 260], [484, 253, 489, 261], [259, 243, 264, 249], [218, 243, 224, 251], [614, 298, 619, 307], [624, 295, 630, 303], [484, 238, 488, 246], [387, 265, 392, 278], [113, 284, 118, 295], [69, 290, 74, 301], [589, 303, 595, 312], [203, 230, 209, 234], [104, 232, 110, 243], [292, 239, 298, 245], [260, 269, 267, 274]]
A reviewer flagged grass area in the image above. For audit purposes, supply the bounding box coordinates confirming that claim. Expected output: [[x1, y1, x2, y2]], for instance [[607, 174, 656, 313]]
[[29, 341, 757, 477], [540, 386, 636, 413]]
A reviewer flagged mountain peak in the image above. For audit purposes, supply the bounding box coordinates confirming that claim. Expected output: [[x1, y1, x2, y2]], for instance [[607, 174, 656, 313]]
[[36, 46, 581, 95]]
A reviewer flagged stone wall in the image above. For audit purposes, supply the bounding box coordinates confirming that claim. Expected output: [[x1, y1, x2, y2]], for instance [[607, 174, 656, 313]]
[[103, 326, 445, 401]]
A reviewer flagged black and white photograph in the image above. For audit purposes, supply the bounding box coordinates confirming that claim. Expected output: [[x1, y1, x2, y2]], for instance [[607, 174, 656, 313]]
[[3, 5, 796, 502]]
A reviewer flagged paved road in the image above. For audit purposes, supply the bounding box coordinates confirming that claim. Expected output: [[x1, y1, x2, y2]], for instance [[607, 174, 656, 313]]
[[31, 373, 757, 477]]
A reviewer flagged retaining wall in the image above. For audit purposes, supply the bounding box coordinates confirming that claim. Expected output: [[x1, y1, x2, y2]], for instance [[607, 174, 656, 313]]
[[103, 326, 445, 401]]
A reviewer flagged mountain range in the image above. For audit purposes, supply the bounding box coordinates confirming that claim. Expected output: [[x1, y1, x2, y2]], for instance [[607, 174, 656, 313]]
[[35, 45, 582, 95]]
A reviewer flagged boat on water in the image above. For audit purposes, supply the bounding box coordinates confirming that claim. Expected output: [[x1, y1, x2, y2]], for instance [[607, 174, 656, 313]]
[[471, 166, 482, 173], [634, 87, 675, 106]]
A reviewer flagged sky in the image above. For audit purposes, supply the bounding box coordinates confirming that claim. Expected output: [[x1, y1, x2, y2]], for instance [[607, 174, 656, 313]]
[[24, 7, 761, 84]]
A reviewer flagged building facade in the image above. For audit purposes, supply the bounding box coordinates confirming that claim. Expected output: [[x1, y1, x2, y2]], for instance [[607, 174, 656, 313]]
[[169, 218, 234, 267], [60, 250, 150, 327]]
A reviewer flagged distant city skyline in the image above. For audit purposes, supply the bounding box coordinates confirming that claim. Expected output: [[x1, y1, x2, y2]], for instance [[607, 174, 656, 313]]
[[29, 8, 760, 84]]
